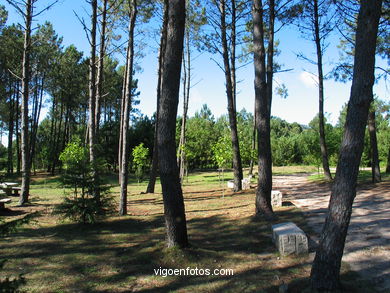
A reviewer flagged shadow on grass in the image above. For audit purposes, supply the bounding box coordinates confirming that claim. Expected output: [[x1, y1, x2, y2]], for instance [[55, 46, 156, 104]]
[[1, 204, 381, 292]]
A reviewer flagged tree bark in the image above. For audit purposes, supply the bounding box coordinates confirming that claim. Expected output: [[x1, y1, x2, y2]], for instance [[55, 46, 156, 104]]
[[220, 0, 242, 192], [118, 43, 129, 180], [88, 0, 99, 199], [230, 0, 237, 111], [146, 1, 168, 194], [52, 100, 64, 174], [368, 110, 381, 182], [95, 0, 108, 137], [48, 95, 57, 172], [178, 22, 190, 182], [15, 81, 21, 175], [29, 75, 44, 172], [310, 0, 382, 290], [248, 108, 256, 175], [252, 0, 274, 219], [7, 85, 15, 175], [158, 0, 188, 248], [20, 0, 33, 205], [119, 0, 137, 216], [314, 0, 332, 181]]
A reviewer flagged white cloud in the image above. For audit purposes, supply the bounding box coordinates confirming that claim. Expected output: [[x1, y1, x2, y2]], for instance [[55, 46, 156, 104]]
[[299, 71, 318, 88]]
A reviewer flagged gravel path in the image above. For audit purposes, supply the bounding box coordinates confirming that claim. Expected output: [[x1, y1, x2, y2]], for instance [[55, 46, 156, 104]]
[[273, 174, 390, 291]]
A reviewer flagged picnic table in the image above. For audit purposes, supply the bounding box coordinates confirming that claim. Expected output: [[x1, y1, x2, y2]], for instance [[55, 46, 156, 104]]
[[0, 198, 11, 209], [0, 182, 20, 196]]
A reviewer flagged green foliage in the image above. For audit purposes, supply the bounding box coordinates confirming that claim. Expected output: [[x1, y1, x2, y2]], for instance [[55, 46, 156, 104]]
[[272, 135, 301, 166], [184, 104, 218, 169], [53, 195, 112, 224], [55, 140, 112, 224], [132, 143, 149, 182], [212, 135, 231, 169], [0, 143, 7, 171], [59, 139, 89, 172]]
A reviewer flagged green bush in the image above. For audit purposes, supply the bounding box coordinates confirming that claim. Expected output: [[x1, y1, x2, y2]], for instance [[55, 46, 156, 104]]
[[132, 143, 149, 182], [55, 139, 112, 224]]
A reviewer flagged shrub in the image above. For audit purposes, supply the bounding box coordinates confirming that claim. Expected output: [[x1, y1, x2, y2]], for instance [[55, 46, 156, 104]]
[[55, 140, 112, 224], [132, 143, 149, 182]]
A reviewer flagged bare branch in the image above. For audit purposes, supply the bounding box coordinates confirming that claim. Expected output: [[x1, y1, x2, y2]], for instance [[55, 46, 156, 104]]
[[8, 69, 23, 81], [5, 0, 26, 17], [32, 0, 59, 18]]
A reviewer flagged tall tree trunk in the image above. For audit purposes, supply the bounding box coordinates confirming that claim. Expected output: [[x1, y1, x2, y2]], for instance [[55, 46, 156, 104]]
[[48, 95, 56, 172], [310, 1, 382, 290], [119, 0, 137, 216], [368, 110, 381, 182], [146, 1, 169, 194], [158, 0, 188, 248], [29, 76, 44, 171], [248, 109, 256, 175], [20, 0, 33, 205], [178, 23, 190, 182], [252, 0, 274, 219], [7, 85, 15, 175], [230, 0, 237, 110], [314, 0, 332, 181], [220, 0, 242, 192], [88, 0, 99, 198], [52, 101, 64, 174], [95, 0, 108, 137], [118, 44, 129, 180], [15, 81, 21, 175]]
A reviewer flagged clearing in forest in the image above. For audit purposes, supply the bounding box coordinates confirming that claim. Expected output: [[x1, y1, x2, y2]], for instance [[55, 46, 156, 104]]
[[1, 167, 385, 292]]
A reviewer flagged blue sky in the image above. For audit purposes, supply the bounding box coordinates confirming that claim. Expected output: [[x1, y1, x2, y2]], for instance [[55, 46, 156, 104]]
[[3, 0, 389, 127]]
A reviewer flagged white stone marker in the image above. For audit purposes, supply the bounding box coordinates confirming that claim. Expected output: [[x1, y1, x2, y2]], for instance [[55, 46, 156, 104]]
[[271, 190, 282, 207], [272, 222, 308, 256], [227, 180, 234, 189], [227, 178, 251, 190]]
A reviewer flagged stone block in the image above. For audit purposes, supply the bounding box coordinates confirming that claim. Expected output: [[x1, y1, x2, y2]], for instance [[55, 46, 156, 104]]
[[242, 178, 250, 190], [272, 222, 308, 256], [227, 178, 250, 190], [271, 190, 282, 207]]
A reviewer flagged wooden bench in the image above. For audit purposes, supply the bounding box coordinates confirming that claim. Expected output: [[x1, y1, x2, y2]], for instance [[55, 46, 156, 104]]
[[0, 198, 11, 209]]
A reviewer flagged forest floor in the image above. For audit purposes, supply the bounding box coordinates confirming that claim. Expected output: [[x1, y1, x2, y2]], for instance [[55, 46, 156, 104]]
[[273, 173, 390, 292], [0, 167, 387, 292]]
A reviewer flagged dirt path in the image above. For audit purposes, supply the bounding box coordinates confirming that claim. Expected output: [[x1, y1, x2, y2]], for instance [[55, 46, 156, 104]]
[[273, 174, 390, 292]]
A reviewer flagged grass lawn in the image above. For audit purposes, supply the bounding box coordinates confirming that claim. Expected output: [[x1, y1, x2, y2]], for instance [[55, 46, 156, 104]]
[[0, 168, 377, 292]]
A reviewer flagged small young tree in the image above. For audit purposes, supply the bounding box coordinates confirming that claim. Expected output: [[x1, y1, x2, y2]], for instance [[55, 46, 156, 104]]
[[55, 140, 111, 224], [212, 135, 231, 195], [132, 143, 149, 182]]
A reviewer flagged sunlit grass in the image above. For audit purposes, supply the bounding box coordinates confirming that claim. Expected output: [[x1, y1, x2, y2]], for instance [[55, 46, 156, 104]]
[[0, 168, 378, 292]]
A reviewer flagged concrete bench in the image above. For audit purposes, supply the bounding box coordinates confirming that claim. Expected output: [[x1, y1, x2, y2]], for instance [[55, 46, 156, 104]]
[[227, 176, 252, 190], [272, 222, 308, 256], [271, 190, 283, 207], [0, 198, 11, 209]]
